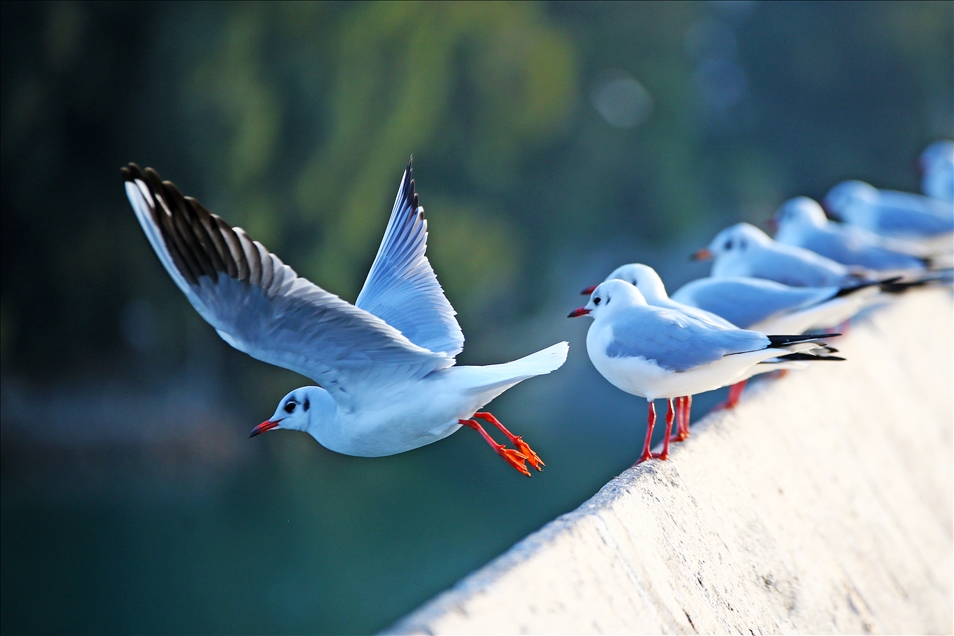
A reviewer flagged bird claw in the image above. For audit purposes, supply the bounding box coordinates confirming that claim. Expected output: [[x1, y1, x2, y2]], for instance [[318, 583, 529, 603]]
[[634, 451, 654, 466], [669, 432, 688, 443], [496, 446, 531, 477], [651, 451, 669, 460], [511, 436, 545, 471]]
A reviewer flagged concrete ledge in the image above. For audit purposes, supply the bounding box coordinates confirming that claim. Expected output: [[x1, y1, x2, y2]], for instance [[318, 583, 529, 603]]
[[390, 289, 953, 635]]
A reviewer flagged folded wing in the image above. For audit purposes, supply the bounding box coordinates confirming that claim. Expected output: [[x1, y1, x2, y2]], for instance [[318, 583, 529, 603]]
[[606, 309, 770, 373], [123, 164, 453, 407], [355, 159, 464, 358]]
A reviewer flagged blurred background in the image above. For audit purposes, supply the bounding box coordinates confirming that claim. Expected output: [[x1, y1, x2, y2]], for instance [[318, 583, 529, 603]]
[[1, 1, 951, 633]]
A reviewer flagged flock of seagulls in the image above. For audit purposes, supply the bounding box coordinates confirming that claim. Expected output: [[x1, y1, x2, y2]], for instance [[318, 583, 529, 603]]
[[124, 140, 953, 476]]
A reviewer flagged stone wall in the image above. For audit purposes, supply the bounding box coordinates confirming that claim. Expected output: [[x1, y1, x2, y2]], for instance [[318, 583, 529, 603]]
[[390, 289, 953, 635]]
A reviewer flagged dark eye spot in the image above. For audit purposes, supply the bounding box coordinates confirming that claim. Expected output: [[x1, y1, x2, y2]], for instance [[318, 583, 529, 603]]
[[724, 239, 733, 250], [284, 401, 297, 414], [303, 397, 310, 411], [739, 238, 747, 249], [593, 297, 602, 305]]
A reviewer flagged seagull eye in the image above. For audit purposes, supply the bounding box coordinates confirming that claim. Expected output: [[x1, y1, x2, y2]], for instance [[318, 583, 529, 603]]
[[724, 239, 733, 250], [284, 401, 297, 413], [593, 297, 601, 305]]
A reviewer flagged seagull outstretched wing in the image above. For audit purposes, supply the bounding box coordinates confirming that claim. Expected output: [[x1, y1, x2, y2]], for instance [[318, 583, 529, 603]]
[[355, 159, 464, 357], [123, 163, 453, 407]]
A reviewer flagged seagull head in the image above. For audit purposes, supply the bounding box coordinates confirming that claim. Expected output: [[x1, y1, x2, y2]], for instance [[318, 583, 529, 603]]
[[249, 387, 331, 439], [772, 197, 827, 234], [587, 263, 669, 302], [822, 180, 877, 221], [918, 140, 954, 175], [694, 222, 770, 263], [569, 279, 646, 319]]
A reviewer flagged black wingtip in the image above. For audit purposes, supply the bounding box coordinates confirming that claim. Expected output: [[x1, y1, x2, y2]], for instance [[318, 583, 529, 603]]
[[766, 333, 839, 347], [121, 162, 144, 182], [780, 352, 846, 362], [880, 275, 943, 294]]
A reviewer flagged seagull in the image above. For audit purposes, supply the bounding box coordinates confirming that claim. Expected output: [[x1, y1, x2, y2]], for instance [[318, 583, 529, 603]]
[[919, 140, 954, 203], [123, 160, 568, 477], [692, 222, 870, 287], [582, 263, 844, 430], [568, 280, 838, 464], [771, 197, 930, 274], [670, 275, 881, 336], [822, 180, 953, 250]]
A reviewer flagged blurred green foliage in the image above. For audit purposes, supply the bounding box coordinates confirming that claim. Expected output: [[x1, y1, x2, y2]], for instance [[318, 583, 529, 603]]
[[1, 2, 951, 634]]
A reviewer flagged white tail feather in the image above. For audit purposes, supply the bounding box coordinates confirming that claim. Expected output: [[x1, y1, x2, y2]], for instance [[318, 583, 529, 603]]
[[458, 341, 569, 399]]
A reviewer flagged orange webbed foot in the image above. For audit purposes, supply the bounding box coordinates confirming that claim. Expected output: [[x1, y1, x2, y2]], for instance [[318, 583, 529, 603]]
[[472, 412, 544, 472], [461, 418, 531, 477], [511, 436, 545, 471], [496, 446, 531, 477], [633, 451, 654, 466]]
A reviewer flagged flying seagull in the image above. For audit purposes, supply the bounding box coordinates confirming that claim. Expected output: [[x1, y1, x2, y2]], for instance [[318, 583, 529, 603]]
[[123, 159, 567, 477]]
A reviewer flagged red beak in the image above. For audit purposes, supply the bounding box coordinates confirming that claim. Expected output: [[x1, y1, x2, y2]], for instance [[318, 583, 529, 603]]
[[580, 285, 597, 295], [567, 307, 591, 318], [249, 419, 280, 438], [691, 248, 713, 261]]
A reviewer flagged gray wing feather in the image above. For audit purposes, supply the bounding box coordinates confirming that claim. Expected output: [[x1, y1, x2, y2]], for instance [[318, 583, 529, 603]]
[[672, 277, 837, 329], [872, 191, 954, 235], [355, 159, 464, 357], [746, 243, 852, 287], [123, 164, 451, 406], [795, 227, 926, 270], [606, 308, 770, 372]]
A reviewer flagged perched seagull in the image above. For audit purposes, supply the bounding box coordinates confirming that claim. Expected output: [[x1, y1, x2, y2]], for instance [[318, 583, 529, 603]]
[[123, 160, 567, 477], [693, 222, 870, 287], [581, 264, 841, 433], [568, 280, 837, 464], [771, 197, 929, 274], [822, 180, 953, 250], [671, 276, 880, 336], [919, 140, 954, 203]]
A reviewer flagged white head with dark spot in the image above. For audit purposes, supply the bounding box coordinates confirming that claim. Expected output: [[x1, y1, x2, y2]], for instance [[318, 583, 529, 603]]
[[249, 386, 336, 441], [568, 279, 647, 320], [695, 222, 769, 259], [601, 263, 670, 303]]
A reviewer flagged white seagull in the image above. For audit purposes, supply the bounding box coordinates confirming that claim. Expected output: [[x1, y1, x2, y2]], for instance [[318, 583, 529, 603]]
[[568, 280, 837, 464], [771, 197, 930, 275], [822, 180, 953, 251], [582, 263, 844, 432], [123, 160, 567, 477], [919, 140, 954, 203], [693, 222, 870, 287], [671, 275, 880, 336]]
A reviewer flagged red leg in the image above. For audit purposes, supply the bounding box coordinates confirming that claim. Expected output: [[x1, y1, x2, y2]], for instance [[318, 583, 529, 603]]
[[473, 411, 544, 471], [459, 419, 530, 477], [635, 400, 656, 465], [653, 399, 675, 460], [670, 396, 691, 442], [713, 380, 747, 411], [685, 395, 693, 435]]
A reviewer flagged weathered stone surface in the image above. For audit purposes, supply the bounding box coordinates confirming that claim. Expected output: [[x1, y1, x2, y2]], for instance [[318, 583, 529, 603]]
[[390, 289, 953, 635]]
